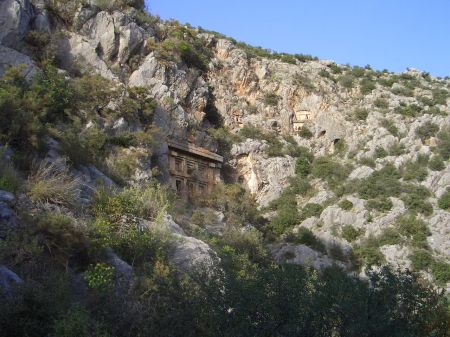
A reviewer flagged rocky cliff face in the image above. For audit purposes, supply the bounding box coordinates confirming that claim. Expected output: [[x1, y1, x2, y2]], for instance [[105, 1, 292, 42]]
[[1, 0, 449, 289]]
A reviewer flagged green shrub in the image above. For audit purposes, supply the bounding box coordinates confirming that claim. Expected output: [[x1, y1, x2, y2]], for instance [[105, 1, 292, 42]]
[[374, 146, 388, 159], [436, 128, 450, 160], [380, 119, 399, 136], [401, 184, 433, 216], [341, 225, 363, 242], [222, 228, 267, 263], [239, 124, 265, 140], [391, 86, 414, 97], [85, 263, 114, 292], [410, 249, 433, 271], [298, 125, 313, 139], [338, 199, 353, 211], [397, 214, 430, 249], [378, 227, 402, 246], [354, 108, 369, 121], [401, 160, 428, 181], [416, 121, 439, 142], [299, 203, 323, 221], [394, 103, 422, 117], [263, 93, 280, 106], [291, 227, 326, 253], [359, 156, 376, 168], [0, 156, 21, 193], [366, 197, 393, 212], [437, 190, 450, 210], [353, 238, 385, 267], [311, 157, 350, 187], [295, 156, 312, 177], [357, 164, 401, 199], [431, 260, 450, 285], [374, 97, 389, 109], [428, 156, 445, 171], [360, 78, 376, 95], [338, 74, 355, 89], [432, 88, 449, 105], [28, 159, 81, 207]]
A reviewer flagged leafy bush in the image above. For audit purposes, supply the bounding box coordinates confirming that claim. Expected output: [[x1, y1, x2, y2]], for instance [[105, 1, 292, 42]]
[[311, 157, 350, 187], [295, 154, 313, 177], [416, 121, 439, 142], [28, 159, 81, 207], [374, 97, 389, 109], [391, 86, 414, 97], [436, 128, 450, 160], [85, 263, 114, 292], [431, 260, 450, 285], [401, 184, 433, 216], [354, 108, 369, 121], [378, 227, 402, 246], [338, 74, 355, 89], [428, 155, 445, 171], [394, 103, 422, 117], [397, 214, 430, 249], [437, 190, 450, 210], [263, 93, 280, 106], [401, 160, 428, 181], [222, 228, 267, 263], [432, 88, 449, 105], [410, 249, 433, 270], [359, 156, 376, 168], [374, 146, 388, 158], [341, 225, 363, 242], [380, 119, 398, 136], [299, 203, 323, 221], [298, 125, 313, 139], [290, 227, 326, 253], [338, 199, 353, 211], [357, 164, 401, 199], [353, 237, 385, 267], [0, 156, 21, 193], [366, 197, 393, 212], [360, 78, 376, 95]]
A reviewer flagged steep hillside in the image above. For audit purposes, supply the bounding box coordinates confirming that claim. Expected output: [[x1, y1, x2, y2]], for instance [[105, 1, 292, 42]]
[[0, 1, 449, 336]]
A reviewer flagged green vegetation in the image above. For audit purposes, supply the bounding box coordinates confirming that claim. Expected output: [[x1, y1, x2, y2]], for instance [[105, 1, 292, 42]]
[[438, 190, 450, 210], [394, 103, 422, 117], [338, 199, 353, 211], [436, 128, 450, 160], [311, 156, 350, 189], [428, 155, 445, 171], [263, 93, 280, 106], [401, 160, 428, 182], [288, 227, 326, 253], [360, 78, 376, 95], [341, 225, 363, 242], [416, 121, 439, 142], [374, 97, 389, 109], [366, 197, 393, 212], [380, 119, 399, 136], [338, 74, 355, 89], [298, 125, 313, 139], [353, 108, 369, 121]]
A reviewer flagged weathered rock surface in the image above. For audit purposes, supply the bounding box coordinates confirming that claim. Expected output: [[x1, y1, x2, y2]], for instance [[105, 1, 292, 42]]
[[0, 265, 23, 295]]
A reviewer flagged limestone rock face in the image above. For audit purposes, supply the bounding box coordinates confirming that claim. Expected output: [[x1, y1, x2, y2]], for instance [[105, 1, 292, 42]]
[[0, 265, 23, 295], [0, 45, 37, 80], [0, 0, 33, 48]]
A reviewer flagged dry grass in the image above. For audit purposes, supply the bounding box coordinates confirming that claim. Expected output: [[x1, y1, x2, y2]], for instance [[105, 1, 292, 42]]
[[28, 159, 81, 206]]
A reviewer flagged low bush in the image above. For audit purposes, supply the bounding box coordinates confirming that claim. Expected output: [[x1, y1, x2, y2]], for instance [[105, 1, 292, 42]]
[[394, 103, 422, 117], [338, 199, 353, 211], [354, 108, 369, 121], [359, 157, 376, 168], [437, 190, 450, 210], [391, 86, 414, 97], [374, 97, 389, 109], [338, 74, 355, 89], [431, 260, 450, 285], [416, 121, 439, 142], [263, 93, 280, 106], [428, 155, 445, 171], [374, 146, 388, 159], [341, 225, 363, 242], [401, 184, 433, 216], [298, 125, 313, 139], [222, 228, 267, 263], [397, 214, 430, 249], [360, 78, 376, 95], [290, 227, 326, 253], [380, 119, 399, 136], [311, 156, 350, 188], [388, 142, 406, 156], [401, 160, 428, 181], [432, 88, 449, 105], [0, 156, 21, 193], [366, 197, 393, 212], [28, 159, 81, 207], [299, 203, 323, 221], [410, 249, 433, 271], [378, 227, 402, 246], [85, 263, 114, 292], [436, 128, 450, 160], [357, 164, 401, 199]]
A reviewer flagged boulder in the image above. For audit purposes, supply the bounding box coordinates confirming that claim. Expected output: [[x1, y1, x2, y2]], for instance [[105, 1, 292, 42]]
[[0, 202, 19, 238], [0, 190, 15, 205], [0, 45, 38, 80], [0, 0, 33, 48], [0, 265, 23, 295]]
